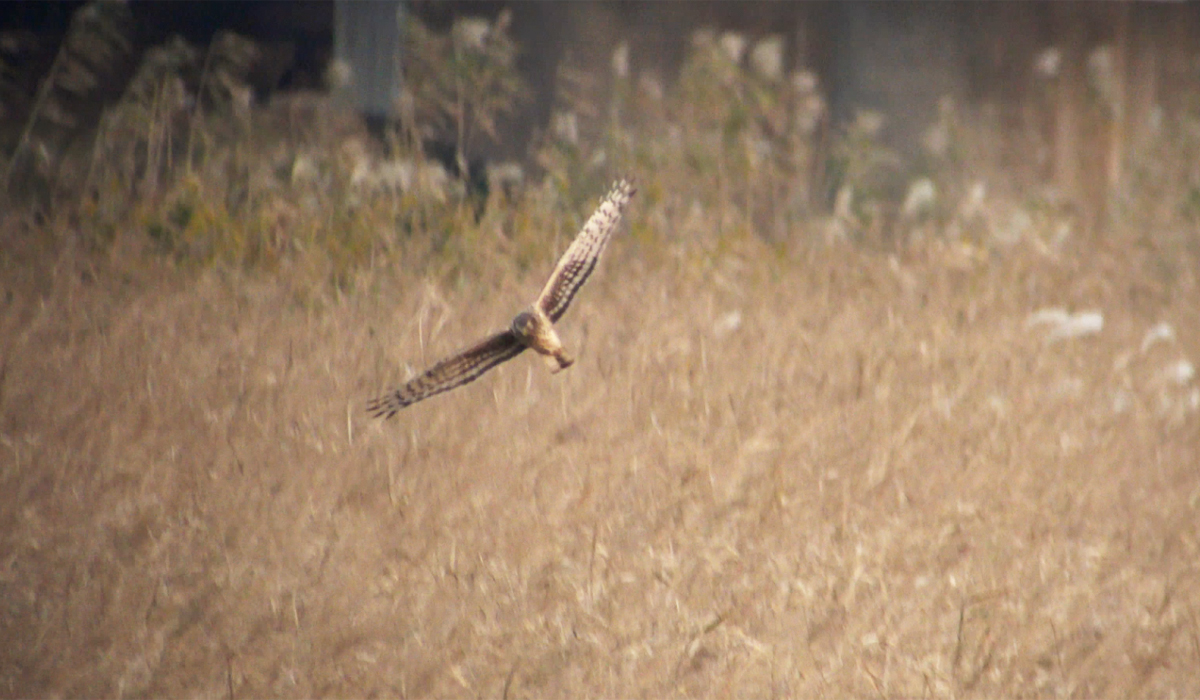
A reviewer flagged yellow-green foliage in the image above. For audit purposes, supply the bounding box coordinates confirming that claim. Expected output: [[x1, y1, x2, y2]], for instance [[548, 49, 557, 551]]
[[9, 10, 1200, 288]]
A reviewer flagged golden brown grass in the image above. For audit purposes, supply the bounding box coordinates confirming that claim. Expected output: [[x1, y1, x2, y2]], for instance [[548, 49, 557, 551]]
[[4, 15, 1200, 696], [3, 201, 1198, 697]]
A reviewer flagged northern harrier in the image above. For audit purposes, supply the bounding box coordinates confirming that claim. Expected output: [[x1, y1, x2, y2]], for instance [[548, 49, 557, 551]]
[[368, 178, 636, 417]]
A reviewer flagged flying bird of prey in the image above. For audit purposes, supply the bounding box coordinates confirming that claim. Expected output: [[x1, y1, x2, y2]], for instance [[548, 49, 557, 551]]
[[368, 178, 636, 417]]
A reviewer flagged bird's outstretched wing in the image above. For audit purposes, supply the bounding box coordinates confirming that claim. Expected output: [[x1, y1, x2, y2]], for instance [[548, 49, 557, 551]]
[[535, 179, 636, 322], [368, 331, 526, 417]]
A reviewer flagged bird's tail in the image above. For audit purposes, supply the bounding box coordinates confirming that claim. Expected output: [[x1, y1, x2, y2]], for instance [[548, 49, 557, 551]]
[[545, 350, 574, 373]]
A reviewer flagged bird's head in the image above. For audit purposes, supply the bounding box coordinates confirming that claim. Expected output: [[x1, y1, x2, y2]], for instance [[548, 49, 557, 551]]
[[511, 310, 536, 340]]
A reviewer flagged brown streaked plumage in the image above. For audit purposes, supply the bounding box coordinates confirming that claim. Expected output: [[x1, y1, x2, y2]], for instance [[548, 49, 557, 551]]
[[368, 178, 636, 417]]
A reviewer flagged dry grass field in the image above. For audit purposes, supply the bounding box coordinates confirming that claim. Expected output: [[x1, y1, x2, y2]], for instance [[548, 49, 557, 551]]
[[3, 14, 1200, 698], [3, 197, 1199, 697]]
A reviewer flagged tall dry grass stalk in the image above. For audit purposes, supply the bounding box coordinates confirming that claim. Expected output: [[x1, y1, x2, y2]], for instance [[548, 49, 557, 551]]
[[2, 0, 133, 207]]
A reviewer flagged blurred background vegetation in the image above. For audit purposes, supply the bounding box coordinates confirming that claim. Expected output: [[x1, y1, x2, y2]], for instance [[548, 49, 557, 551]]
[[3, 5, 1199, 697], [1, 1, 1198, 279]]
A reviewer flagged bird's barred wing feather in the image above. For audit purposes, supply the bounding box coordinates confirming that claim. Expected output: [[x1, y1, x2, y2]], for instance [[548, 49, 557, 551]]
[[535, 179, 635, 322], [367, 331, 526, 417]]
